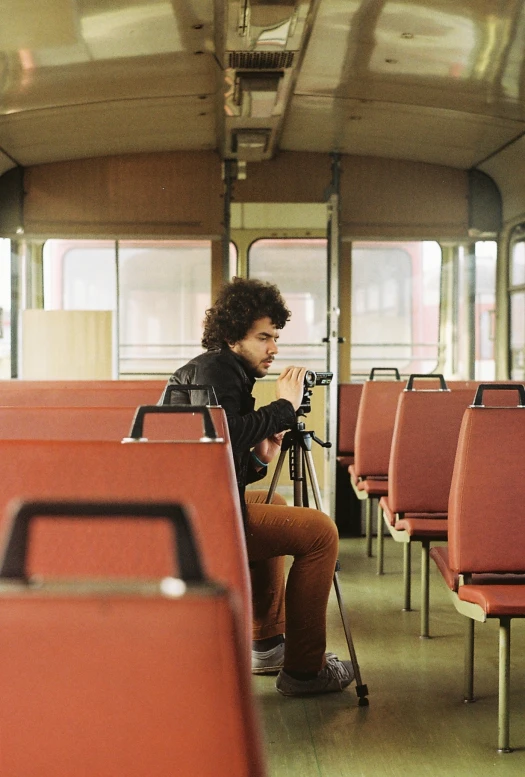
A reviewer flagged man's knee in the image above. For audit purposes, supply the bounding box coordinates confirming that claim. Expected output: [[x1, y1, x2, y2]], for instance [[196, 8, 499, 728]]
[[246, 490, 287, 506]]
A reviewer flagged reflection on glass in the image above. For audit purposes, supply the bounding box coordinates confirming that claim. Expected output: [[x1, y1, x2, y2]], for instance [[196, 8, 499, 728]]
[[248, 238, 328, 373], [351, 241, 441, 378]]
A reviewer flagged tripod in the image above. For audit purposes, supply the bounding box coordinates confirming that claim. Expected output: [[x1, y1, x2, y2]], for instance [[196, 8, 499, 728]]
[[265, 418, 369, 706]]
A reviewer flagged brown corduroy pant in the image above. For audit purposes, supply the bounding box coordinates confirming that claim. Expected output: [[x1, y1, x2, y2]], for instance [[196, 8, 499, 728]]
[[245, 490, 339, 674]]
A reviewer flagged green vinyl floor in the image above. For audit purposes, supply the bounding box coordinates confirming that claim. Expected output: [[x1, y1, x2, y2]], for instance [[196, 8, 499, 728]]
[[253, 536, 525, 777]]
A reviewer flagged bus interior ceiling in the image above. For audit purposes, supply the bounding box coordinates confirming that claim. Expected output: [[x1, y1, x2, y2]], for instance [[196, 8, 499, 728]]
[[0, 0, 524, 232]]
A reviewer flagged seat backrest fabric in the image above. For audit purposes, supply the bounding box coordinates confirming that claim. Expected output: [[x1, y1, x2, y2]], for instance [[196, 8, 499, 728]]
[[0, 585, 265, 777], [337, 383, 363, 455], [388, 389, 474, 513], [448, 406, 525, 574], [353, 380, 406, 477]]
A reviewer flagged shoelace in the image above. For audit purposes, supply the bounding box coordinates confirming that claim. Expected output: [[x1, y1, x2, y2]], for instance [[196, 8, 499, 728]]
[[323, 653, 352, 682]]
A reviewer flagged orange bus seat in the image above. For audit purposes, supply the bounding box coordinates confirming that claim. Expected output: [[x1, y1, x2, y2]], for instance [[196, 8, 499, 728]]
[[381, 387, 475, 634], [349, 376, 405, 562], [0, 384, 164, 407], [431, 383, 525, 752], [0, 438, 251, 653], [0, 500, 266, 777]]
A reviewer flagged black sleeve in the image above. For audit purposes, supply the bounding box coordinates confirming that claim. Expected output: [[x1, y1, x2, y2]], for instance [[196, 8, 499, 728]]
[[195, 360, 297, 453]]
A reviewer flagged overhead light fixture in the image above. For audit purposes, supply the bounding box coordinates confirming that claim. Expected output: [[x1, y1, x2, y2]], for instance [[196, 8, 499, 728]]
[[232, 129, 271, 159], [233, 71, 283, 118]]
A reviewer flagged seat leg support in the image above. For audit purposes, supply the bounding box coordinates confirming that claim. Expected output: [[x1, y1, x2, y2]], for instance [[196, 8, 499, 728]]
[[402, 542, 411, 611], [365, 498, 373, 557], [420, 540, 430, 638], [498, 617, 512, 753], [464, 618, 475, 703], [377, 503, 384, 575]]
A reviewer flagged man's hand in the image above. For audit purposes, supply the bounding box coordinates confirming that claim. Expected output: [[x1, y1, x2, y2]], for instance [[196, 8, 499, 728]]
[[276, 366, 307, 411], [253, 432, 285, 466]]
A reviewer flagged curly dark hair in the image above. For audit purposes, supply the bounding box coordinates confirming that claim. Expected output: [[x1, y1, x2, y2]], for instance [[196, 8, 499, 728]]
[[202, 277, 291, 350]]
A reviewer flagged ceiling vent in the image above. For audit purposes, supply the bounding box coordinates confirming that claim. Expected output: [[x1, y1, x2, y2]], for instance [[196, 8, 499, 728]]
[[228, 51, 294, 69]]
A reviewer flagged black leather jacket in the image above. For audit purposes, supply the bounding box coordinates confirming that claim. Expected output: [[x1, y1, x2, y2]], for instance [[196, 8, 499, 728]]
[[160, 348, 297, 503]]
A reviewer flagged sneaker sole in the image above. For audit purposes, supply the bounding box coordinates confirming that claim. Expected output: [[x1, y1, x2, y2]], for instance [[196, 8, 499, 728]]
[[252, 664, 284, 675]]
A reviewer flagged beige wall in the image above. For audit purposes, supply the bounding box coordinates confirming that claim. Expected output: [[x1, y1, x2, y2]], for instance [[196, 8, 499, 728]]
[[251, 378, 328, 492], [22, 152, 224, 238], [10, 150, 472, 241], [21, 310, 114, 379]]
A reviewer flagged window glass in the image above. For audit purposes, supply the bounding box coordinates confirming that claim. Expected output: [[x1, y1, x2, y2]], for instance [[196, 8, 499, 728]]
[[510, 292, 525, 380], [43, 240, 116, 310], [509, 235, 525, 380], [351, 242, 441, 378], [474, 241, 496, 379], [43, 238, 236, 377], [511, 240, 525, 287], [0, 239, 11, 378], [118, 240, 212, 377], [248, 239, 327, 372]]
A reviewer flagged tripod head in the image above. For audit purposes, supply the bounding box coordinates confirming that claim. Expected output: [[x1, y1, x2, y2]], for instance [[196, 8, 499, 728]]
[[297, 370, 333, 416]]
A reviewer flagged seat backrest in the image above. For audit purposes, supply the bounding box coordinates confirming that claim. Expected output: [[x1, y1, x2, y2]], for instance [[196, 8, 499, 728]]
[[448, 400, 525, 574], [0, 385, 164, 406], [0, 589, 265, 777], [0, 380, 166, 390], [337, 383, 363, 455], [0, 439, 251, 645], [388, 389, 475, 513], [353, 380, 406, 477], [0, 405, 228, 442]]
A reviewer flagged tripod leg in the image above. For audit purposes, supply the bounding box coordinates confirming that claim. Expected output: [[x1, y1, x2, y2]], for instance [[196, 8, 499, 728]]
[[265, 449, 288, 504], [333, 570, 369, 706], [303, 450, 369, 705], [303, 450, 323, 510]]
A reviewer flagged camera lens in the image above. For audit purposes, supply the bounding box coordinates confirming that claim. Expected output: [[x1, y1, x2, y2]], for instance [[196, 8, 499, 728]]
[[304, 370, 316, 388]]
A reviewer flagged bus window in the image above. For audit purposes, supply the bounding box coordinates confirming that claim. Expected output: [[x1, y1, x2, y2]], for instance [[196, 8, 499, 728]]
[[43, 239, 237, 378], [43, 240, 116, 311], [474, 241, 496, 380], [509, 233, 525, 380], [248, 239, 328, 373], [351, 242, 442, 379], [118, 241, 213, 377], [0, 239, 11, 378]]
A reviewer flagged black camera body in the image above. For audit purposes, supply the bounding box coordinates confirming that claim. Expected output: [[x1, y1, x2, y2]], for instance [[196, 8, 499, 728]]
[[303, 370, 333, 388], [299, 370, 333, 415]]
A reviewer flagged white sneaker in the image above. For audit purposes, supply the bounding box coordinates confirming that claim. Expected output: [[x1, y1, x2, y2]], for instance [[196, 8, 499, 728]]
[[275, 653, 355, 696], [252, 642, 285, 675]]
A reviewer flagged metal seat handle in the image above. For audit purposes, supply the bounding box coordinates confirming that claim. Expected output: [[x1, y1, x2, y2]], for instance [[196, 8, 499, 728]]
[[472, 383, 525, 407], [127, 404, 218, 440], [405, 373, 448, 391], [0, 499, 206, 583], [368, 367, 401, 380]]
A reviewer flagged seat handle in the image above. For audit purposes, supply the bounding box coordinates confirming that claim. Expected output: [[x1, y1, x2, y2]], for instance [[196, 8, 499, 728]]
[[406, 373, 448, 391], [126, 404, 218, 441], [472, 383, 525, 406], [161, 383, 219, 406], [0, 499, 206, 583], [368, 367, 400, 380]]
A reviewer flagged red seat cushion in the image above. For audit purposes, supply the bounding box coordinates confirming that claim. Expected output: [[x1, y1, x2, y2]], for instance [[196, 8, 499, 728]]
[[458, 584, 525, 616], [394, 517, 448, 538]]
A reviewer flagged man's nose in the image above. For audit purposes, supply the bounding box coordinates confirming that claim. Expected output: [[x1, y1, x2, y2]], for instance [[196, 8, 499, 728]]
[[269, 339, 278, 354]]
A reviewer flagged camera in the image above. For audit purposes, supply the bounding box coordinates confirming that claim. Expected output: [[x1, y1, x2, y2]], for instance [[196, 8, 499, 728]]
[[299, 370, 333, 415], [304, 370, 333, 388]]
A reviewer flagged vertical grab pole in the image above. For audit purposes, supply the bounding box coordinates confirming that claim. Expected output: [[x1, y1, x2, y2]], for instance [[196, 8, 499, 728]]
[[222, 160, 235, 284], [325, 153, 341, 521]]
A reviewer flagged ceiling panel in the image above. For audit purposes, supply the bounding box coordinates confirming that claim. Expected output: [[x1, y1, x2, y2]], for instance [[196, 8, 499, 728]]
[[0, 97, 216, 166], [282, 94, 525, 168]]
